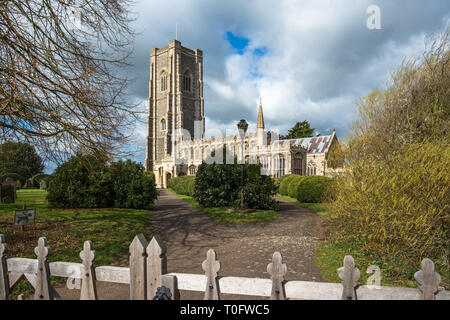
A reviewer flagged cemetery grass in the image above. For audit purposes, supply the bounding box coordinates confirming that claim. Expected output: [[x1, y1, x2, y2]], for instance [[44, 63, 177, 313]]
[[277, 194, 329, 217], [278, 193, 449, 289], [169, 189, 280, 223], [0, 189, 153, 298]]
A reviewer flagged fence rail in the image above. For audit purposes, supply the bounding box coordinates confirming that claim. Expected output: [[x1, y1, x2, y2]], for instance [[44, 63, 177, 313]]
[[0, 234, 448, 300]]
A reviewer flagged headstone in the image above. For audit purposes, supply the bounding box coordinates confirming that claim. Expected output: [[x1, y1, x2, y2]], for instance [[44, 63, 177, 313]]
[[40, 180, 48, 190], [4, 178, 15, 185], [0, 184, 16, 204]]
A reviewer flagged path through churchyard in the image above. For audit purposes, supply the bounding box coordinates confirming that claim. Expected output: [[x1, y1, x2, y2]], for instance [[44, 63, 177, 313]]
[[54, 189, 325, 299]]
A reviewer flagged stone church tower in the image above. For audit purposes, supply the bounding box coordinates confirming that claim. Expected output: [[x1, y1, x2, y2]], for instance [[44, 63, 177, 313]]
[[145, 40, 205, 172]]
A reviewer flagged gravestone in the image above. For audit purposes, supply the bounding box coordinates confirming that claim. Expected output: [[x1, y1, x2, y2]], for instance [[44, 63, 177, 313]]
[[40, 180, 48, 190], [0, 183, 16, 204]]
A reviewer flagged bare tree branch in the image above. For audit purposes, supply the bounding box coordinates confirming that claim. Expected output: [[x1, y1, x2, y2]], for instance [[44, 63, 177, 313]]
[[0, 0, 138, 164]]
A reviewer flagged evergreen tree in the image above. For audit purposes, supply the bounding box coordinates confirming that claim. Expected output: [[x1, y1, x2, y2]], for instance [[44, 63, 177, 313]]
[[283, 120, 315, 139], [0, 142, 45, 184]]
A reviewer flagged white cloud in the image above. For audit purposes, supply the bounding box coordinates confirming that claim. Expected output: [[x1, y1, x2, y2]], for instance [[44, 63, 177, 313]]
[[120, 0, 449, 166]]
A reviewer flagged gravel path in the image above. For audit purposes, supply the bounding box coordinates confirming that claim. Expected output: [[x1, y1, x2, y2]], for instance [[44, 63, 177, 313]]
[[54, 189, 325, 300]]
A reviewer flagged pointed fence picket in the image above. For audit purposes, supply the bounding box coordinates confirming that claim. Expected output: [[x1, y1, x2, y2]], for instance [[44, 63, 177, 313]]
[[0, 233, 448, 300]]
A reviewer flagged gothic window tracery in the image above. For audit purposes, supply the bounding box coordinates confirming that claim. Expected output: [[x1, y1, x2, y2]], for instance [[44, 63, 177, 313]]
[[160, 71, 167, 91], [293, 152, 303, 175], [183, 70, 192, 92]]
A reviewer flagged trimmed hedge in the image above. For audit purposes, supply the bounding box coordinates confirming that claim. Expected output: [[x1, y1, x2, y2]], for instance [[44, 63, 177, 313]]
[[296, 176, 333, 203], [278, 175, 301, 196], [279, 174, 333, 203], [168, 176, 195, 196], [287, 176, 307, 199]]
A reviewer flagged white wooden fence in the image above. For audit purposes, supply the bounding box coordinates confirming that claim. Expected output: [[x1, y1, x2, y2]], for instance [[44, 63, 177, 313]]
[[0, 234, 448, 300]]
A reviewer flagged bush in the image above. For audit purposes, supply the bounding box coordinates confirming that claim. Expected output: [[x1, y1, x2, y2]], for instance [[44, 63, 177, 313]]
[[194, 162, 276, 209], [106, 160, 158, 209], [296, 176, 333, 203], [194, 163, 241, 207], [47, 155, 157, 209], [241, 179, 277, 210], [278, 175, 301, 196], [330, 142, 449, 280], [287, 176, 307, 199], [47, 154, 110, 208], [168, 176, 195, 196]]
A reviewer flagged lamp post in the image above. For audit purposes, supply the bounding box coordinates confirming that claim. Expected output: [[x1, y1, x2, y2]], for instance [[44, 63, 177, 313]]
[[237, 119, 248, 210]]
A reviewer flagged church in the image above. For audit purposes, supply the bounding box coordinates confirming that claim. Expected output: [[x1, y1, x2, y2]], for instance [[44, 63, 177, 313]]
[[145, 40, 339, 188]]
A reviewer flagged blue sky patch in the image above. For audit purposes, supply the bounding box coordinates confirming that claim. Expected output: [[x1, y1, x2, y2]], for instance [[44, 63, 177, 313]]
[[225, 31, 249, 54], [253, 47, 267, 57]]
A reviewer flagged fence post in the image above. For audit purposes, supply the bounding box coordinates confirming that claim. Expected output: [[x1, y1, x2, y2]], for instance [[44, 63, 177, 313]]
[[0, 234, 9, 300], [338, 255, 360, 300], [147, 235, 167, 299], [161, 274, 180, 300], [79, 241, 98, 300], [414, 258, 442, 300], [202, 249, 220, 300], [267, 252, 287, 300], [34, 237, 53, 300], [129, 234, 148, 300]]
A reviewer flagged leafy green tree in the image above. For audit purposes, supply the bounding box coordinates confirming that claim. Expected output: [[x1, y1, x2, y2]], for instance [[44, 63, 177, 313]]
[[282, 120, 315, 139], [0, 142, 44, 184]]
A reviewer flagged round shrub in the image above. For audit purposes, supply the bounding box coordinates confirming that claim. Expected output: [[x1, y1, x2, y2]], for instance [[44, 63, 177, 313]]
[[47, 154, 111, 208], [296, 176, 333, 203], [287, 176, 307, 199], [278, 175, 301, 196]]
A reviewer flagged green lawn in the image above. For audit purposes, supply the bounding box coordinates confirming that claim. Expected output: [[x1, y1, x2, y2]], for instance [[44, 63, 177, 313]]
[[169, 189, 280, 223], [0, 189, 153, 297], [277, 194, 329, 217]]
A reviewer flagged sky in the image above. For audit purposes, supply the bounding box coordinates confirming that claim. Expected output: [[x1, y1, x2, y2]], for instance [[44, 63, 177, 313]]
[[102, 1, 450, 166]]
